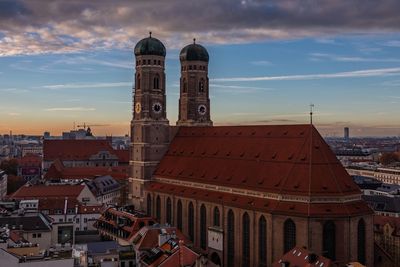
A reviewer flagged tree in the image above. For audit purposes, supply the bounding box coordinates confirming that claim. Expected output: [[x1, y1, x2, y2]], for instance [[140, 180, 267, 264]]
[[379, 152, 399, 165], [0, 159, 18, 175]]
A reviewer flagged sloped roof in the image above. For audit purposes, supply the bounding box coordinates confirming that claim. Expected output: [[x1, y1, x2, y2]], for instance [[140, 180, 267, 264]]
[[43, 139, 115, 161], [153, 125, 361, 197], [44, 160, 129, 181], [10, 184, 85, 199], [17, 154, 42, 166], [272, 247, 331, 267], [132, 225, 188, 250]]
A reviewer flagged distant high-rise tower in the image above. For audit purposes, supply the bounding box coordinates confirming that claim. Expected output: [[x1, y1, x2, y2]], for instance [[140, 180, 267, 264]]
[[177, 39, 212, 126], [129, 33, 170, 209], [344, 127, 350, 141]]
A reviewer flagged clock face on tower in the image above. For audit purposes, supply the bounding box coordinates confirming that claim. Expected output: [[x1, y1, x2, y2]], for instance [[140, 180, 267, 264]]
[[152, 102, 162, 114], [198, 104, 207, 115], [135, 103, 141, 113]]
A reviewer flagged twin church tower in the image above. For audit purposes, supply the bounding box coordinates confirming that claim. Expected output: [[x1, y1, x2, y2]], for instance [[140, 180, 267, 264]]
[[130, 33, 212, 208]]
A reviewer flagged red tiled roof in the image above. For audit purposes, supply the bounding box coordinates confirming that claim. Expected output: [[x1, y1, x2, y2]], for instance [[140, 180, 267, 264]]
[[44, 160, 129, 181], [96, 207, 156, 241], [17, 154, 42, 166], [133, 226, 189, 250], [374, 215, 400, 236], [43, 139, 114, 161], [113, 149, 130, 164], [272, 247, 332, 267], [153, 125, 361, 197], [148, 181, 371, 217], [38, 198, 79, 214], [10, 184, 85, 199]]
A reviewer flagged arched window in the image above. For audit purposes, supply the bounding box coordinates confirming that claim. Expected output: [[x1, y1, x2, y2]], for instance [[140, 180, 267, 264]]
[[177, 200, 182, 230], [183, 78, 187, 93], [200, 204, 207, 249], [259, 216, 267, 267], [146, 194, 152, 216], [153, 74, 160, 89], [136, 74, 141, 89], [358, 219, 366, 264], [284, 219, 296, 253], [227, 210, 235, 267], [323, 221, 336, 261], [166, 197, 172, 225], [199, 79, 205, 93], [213, 207, 220, 226], [242, 212, 250, 267], [156, 195, 161, 221], [188, 202, 194, 241]]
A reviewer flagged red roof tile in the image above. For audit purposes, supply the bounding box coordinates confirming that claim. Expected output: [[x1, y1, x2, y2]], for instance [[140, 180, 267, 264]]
[[10, 184, 85, 199], [44, 160, 129, 181], [17, 154, 42, 166], [153, 125, 361, 197], [272, 247, 332, 267], [43, 139, 114, 161], [113, 149, 130, 164]]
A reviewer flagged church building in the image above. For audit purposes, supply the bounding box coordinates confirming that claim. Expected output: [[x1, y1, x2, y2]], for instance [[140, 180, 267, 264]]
[[129, 34, 374, 266]]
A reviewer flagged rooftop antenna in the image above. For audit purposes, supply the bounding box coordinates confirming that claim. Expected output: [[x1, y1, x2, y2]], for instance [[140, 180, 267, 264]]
[[309, 103, 315, 125], [149, 31, 152, 38], [193, 38, 196, 44]]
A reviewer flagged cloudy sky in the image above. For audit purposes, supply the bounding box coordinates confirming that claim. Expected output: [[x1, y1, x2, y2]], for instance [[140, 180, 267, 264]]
[[1, 0, 400, 136]]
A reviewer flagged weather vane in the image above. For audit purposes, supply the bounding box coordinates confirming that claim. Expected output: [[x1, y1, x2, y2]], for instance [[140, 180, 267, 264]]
[[309, 103, 315, 125]]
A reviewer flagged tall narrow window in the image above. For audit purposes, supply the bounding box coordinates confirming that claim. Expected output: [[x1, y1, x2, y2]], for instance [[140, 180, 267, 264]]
[[213, 207, 220, 226], [183, 78, 187, 93], [166, 197, 172, 224], [188, 202, 194, 241], [242, 212, 250, 267], [227, 210, 235, 267], [156, 195, 161, 221], [146, 194, 152, 216], [358, 219, 366, 264], [199, 79, 205, 93], [284, 219, 296, 253], [153, 74, 160, 89], [323, 221, 336, 261], [177, 200, 182, 230], [200, 204, 207, 249], [259, 216, 267, 267], [136, 74, 141, 89]]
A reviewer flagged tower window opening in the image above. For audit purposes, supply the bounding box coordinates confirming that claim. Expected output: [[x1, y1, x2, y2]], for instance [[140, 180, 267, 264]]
[[194, 65, 197, 70], [154, 74, 160, 89], [153, 60, 156, 65], [199, 79, 205, 93], [189, 65, 192, 70], [183, 78, 187, 93], [158, 60, 161, 65], [136, 74, 141, 89]]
